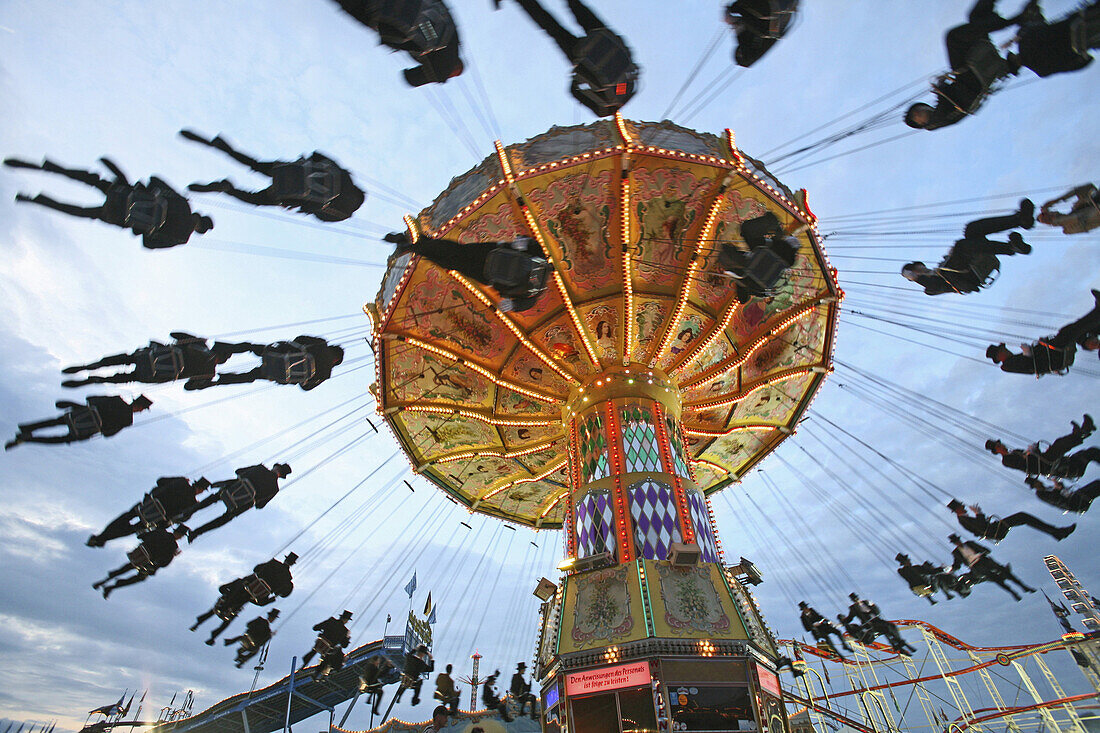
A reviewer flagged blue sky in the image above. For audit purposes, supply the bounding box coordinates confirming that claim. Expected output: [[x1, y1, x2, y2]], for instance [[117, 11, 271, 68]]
[[0, 0, 1098, 729]]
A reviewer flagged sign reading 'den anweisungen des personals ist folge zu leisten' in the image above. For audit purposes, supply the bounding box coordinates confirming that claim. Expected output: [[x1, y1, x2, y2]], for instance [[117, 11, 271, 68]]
[[565, 661, 651, 696]]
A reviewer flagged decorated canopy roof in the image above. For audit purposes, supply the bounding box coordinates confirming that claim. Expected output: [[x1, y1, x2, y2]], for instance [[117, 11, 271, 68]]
[[369, 117, 841, 529]]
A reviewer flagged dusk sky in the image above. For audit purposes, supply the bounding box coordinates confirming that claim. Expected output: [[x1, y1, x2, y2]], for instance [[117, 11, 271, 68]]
[[1, 1, 1097, 730]]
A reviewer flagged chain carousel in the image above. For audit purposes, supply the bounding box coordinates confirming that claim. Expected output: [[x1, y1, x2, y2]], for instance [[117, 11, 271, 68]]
[[369, 114, 841, 733]]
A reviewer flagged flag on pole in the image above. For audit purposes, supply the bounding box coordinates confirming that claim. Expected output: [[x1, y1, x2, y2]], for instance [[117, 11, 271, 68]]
[[423, 592, 432, 616], [120, 694, 135, 718], [427, 605, 438, 625], [89, 695, 125, 717], [404, 572, 417, 598]]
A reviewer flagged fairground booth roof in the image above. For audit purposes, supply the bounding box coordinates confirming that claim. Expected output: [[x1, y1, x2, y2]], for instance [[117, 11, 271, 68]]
[[369, 117, 841, 529]]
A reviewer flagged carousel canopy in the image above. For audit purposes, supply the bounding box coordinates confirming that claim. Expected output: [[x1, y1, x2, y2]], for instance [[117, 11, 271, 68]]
[[369, 117, 841, 529]]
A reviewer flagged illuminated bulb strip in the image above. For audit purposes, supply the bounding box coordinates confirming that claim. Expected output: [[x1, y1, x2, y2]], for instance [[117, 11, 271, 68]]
[[666, 168, 742, 374], [513, 147, 619, 180], [432, 439, 559, 465], [399, 335, 558, 403], [620, 155, 634, 364], [435, 180, 508, 234], [648, 173, 729, 367], [651, 257, 702, 367], [379, 247, 419, 328], [448, 271, 578, 384], [400, 334, 558, 402], [500, 152, 599, 372], [691, 457, 730, 475], [684, 366, 817, 411], [401, 214, 420, 242], [683, 424, 775, 438], [552, 271, 601, 366], [679, 299, 822, 390], [671, 298, 740, 377], [494, 139, 515, 182], [400, 404, 556, 427], [539, 489, 569, 519], [724, 129, 745, 168], [614, 112, 636, 146], [483, 459, 568, 503]]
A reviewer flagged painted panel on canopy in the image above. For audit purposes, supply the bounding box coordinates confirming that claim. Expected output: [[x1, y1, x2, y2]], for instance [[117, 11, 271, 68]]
[[503, 276, 563, 332], [443, 195, 524, 244], [632, 121, 730, 159], [386, 346, 493, 409], [699, 429, 778, 476], [725, 289, 822, 356], [681, 359, 740, 405], [629, 160, 722, 295], [487, 481, 566, 524], [508, 120, 618, 170], [579, 299, 621, 366], [536, 313, 597, 378], [671, 328, 736, 388], [495, 384, 561, 418], [393, 265, 512, 365], [500, 422, 562, 447], [732, 371, 817, 424], [739, 304, 829, 384], [656, 306, 712, 371], [516, 442, 568, 474], [785, 232, 828, 305], [690, 461, 726, 492], [557, 562, 648, 655], [503, 343, 573, 400], [630, 297, 669, 363], [433, 454, 516, 493], [646, 560, 749, 640], [419, 153, 500, 232], [396, 410, 502, 462], [522, 166, 617, 298], [377, 252, 415, 317], [683, 403, 735, 435], [693, 188, 771, 312]]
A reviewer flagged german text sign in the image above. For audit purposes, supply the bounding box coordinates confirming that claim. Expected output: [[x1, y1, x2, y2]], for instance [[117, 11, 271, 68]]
[[566, 661, 650, 696]]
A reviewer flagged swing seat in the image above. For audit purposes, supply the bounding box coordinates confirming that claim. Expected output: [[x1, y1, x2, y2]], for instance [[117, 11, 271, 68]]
[[313, 636, 337, 656], [124, 189, 169, 234], [262, 350, 317, 384], [965, 39, 1010, 91], [214, 596, 243, 620], [272, 160, 341, 205], [220, 477, 258, 510], [136, 496, 169, 528], [67, 407, 103, 438], [742, 246, 788, 292], [408, 5, 456, 55], [146, 345, 185, 379], [127, 544, 157, 574], [484, 248, 550, 296], [734, 0, 799, 38], [571, 29, 638, 115], [244, 575, 274, 603]]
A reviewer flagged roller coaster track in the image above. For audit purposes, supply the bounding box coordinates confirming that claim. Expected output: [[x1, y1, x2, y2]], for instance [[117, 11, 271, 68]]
[[780, 690, 876, 733], [947, 695, 1098, 733], [778, 620, 1095, 701]]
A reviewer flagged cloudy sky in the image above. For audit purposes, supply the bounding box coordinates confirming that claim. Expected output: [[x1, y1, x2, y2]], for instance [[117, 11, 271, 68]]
[[1, 0, 1098, 730]]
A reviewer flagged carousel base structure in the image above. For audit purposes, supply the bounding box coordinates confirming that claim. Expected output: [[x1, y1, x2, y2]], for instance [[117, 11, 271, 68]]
[[534, 558, 788, 733]]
